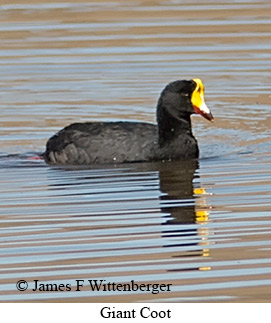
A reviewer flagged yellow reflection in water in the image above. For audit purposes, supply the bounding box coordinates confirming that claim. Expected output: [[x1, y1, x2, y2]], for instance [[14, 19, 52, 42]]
[[194, 186, 212, 270]]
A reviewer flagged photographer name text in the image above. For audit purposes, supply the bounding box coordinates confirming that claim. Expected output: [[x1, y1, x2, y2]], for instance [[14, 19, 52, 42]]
[[16, 279, 172, 295]]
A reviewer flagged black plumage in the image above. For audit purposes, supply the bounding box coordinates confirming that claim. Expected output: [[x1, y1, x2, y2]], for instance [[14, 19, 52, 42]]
[[44, 79, 213, 165]]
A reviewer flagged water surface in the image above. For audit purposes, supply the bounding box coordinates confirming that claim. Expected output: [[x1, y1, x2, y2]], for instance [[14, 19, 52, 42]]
[[0, 0, 271, 302]]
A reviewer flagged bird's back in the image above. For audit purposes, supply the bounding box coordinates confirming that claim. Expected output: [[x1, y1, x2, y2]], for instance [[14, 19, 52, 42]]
[[44, 122, 158, 165]]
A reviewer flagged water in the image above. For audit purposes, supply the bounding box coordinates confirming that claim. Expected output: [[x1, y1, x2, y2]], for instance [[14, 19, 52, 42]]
[[0, 0, 271, 302]]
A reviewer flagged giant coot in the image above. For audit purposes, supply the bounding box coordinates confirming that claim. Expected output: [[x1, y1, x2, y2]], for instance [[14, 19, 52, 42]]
[[44, 79, 213, 165]]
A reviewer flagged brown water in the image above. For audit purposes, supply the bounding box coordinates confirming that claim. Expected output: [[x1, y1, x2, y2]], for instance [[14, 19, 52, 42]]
[[0, 0, 271, 302]]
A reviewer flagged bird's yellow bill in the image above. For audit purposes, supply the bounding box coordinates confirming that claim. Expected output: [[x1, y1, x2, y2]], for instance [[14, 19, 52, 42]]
[[191, 78, 214, 122]]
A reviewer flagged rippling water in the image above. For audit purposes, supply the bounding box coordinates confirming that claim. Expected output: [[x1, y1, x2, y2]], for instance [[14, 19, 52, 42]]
[[0, 0, 271, 302]]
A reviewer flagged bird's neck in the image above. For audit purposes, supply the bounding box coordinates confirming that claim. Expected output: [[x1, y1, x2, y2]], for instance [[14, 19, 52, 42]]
[[157, 107, 192, 146]]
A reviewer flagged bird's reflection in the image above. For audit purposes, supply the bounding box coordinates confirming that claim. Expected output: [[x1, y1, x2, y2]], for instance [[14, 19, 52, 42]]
[[46, 159, 211, 269], [158, 159, 199, 225], [135, 159, 211, 269]]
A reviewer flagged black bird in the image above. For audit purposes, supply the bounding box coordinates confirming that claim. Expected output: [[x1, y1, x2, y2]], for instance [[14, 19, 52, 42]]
[[44, 79, 213, 165]]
